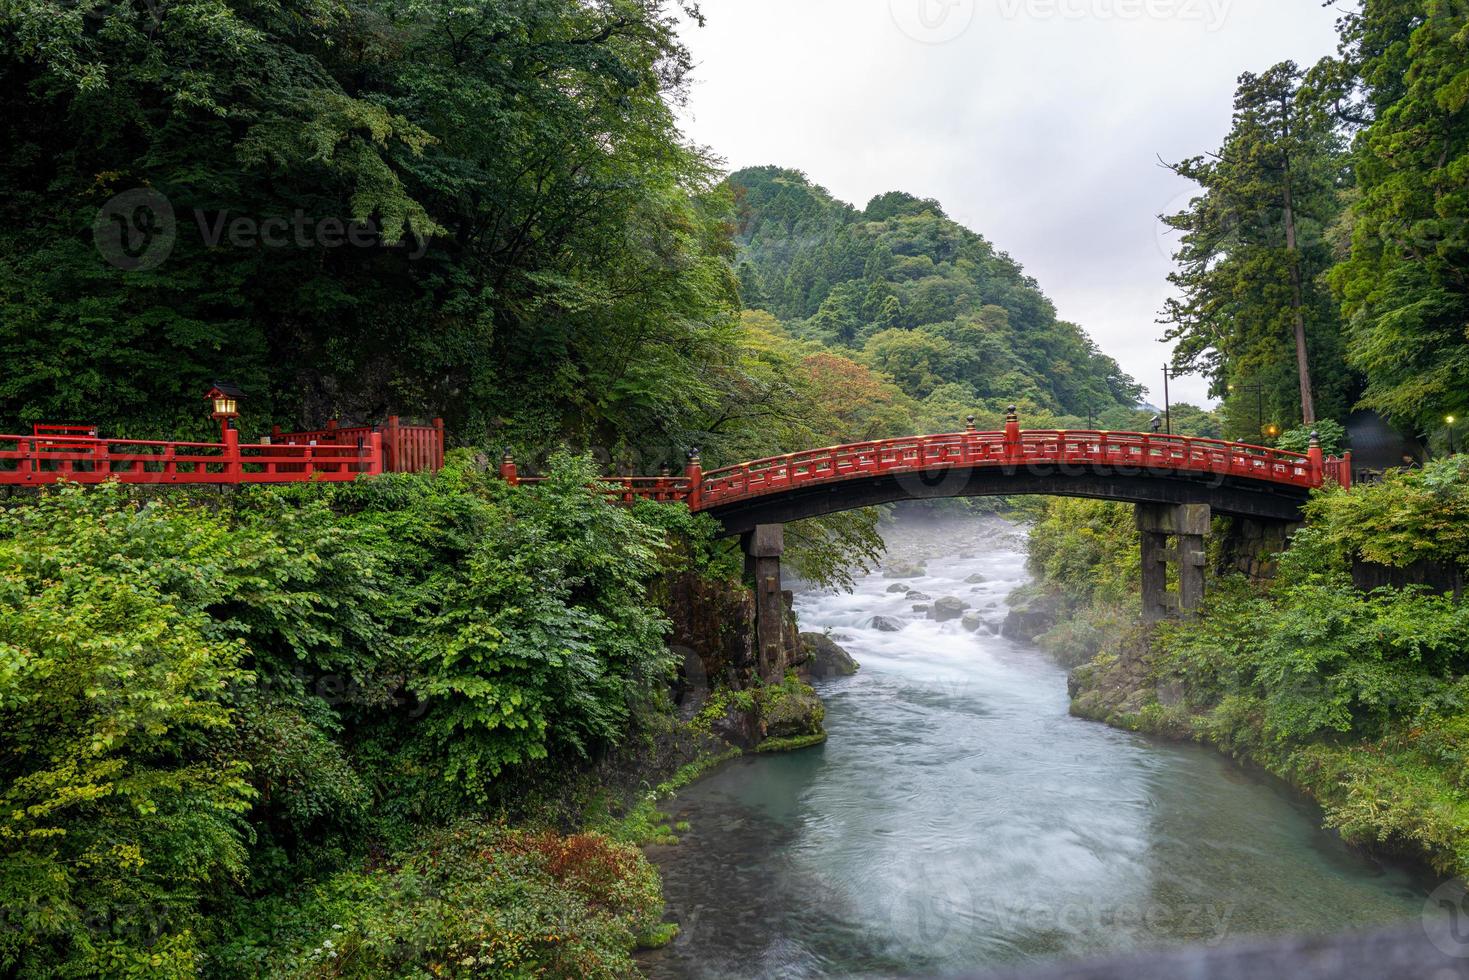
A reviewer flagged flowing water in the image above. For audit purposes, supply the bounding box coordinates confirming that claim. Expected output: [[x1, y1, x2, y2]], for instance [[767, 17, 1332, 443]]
[[641, 513, 1435, 979]]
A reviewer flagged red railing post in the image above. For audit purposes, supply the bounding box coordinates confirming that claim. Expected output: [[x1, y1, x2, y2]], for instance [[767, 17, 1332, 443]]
[[1307, 430, 1325, 487], [368, 430, 384, 476], [384, 415, 400, 472], [1004, 405, 1021, 463], [223, 425, 242, 482], [432, 418, 445, 471], [684, 448, 703, 510], [499, 449, 519, 486], [93, 435, 111, 482]]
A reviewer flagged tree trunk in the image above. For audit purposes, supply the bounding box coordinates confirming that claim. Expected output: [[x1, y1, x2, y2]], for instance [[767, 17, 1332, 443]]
[[1281, 138, 1316, 424]]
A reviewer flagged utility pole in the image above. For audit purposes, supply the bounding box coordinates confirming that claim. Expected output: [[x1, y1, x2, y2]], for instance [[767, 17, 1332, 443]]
[[1162, 364, 1173, 435]]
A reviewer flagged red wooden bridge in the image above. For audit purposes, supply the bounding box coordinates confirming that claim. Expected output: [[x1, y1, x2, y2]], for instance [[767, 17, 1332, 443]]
[[499, 412, 1351, 532], [2, 411, 1347, 525]]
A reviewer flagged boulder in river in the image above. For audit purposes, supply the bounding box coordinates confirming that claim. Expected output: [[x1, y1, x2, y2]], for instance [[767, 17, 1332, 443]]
[[1001, 589, 1064, 642], [886, 583, 910, 594], [760, 684, 826, 740], [905, 590, 932, 601], [799, 633, 861, 679], [961, 612, 985, 632], [883, 560, 927, 579], [912, 604, 931, 615], [931, 596, 970, 622], [965, 573, 988, 584], [869, 615, 904, 633]]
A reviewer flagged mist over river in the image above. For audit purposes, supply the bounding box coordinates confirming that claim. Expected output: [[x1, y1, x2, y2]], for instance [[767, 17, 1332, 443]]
[[640, 513, 1433, 979]]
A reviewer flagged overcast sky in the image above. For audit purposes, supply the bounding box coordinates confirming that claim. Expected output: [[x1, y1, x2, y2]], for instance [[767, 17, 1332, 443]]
[[672, 0, 1343, 406]]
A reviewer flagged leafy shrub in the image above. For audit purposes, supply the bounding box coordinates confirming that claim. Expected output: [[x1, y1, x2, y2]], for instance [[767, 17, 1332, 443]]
[[222, 824, 667, 979], [0, 486, 255, 973], [1276, 418, 1347, 455], [0, 453, 698, 973]]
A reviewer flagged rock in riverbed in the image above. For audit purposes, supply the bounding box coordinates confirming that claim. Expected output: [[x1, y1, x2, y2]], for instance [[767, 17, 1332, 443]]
[[883, 560, 927, 579], [931, 596, 970, 622], [869, 615, 904, 633], [799, 633, 861, 679], [961, 612, 985, 632]]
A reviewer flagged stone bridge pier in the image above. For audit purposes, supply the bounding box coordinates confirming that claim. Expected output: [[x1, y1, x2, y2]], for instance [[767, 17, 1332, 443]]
[[742, 524, 787, 682], [1136, 502, 1211, 621]]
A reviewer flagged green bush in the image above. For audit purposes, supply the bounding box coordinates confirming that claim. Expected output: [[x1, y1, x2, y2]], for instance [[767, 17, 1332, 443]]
[[216, 824, 668, 979], [0, 453, 699, 974], [1276, 418, 1347, 456]]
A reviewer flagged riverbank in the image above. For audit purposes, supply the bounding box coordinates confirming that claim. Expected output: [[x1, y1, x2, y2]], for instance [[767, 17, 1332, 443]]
[[1026, 462, 1469, 880]]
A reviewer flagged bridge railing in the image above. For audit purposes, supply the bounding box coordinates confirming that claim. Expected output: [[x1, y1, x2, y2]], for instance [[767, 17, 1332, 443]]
[[0, 429, 382, 485], [698, 429, 1325, 506], [271, 416, 443, 474]]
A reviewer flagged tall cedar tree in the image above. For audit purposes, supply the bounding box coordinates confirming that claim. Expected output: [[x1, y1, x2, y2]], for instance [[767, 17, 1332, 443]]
[[1328, 0, 1469, 438], [1161, 62, 1353, 438]]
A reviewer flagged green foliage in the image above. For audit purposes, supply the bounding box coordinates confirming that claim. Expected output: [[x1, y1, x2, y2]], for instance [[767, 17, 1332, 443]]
[[0, 487, 255, 973], [1026, 498, 1141, 611], [220, 824, 668, 979], [0, 0, 738, 449], [401, 452, 676, 793], [1276, 418, 1348, 455], [0, 454, 698, 974], [1328, 0, 1469, 434], [1297, 455, 1469, 568]]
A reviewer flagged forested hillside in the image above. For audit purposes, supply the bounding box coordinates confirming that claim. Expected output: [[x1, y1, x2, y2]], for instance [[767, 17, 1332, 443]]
[[728, 167, 1142, 418]]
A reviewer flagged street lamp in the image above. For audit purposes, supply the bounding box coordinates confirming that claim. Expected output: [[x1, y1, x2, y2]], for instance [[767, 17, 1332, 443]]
[[1228, 382, 1265, 440], [1264, 423, 1281, 442], [1161, 364, 1174, 435], [204, 382, 244, 440], [1449, 415, 1458, 455]]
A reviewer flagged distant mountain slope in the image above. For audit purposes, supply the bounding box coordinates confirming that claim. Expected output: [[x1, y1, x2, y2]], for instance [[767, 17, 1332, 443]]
[[727, 166, 1139, 415]]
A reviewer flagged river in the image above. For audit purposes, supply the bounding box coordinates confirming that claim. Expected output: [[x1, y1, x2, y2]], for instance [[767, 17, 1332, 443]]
[[640, 513, 1433, 979]]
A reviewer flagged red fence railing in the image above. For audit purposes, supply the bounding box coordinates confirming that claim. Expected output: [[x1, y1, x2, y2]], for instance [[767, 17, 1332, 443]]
[[271, 416, 443, 474], [0, 427, 382, 485]]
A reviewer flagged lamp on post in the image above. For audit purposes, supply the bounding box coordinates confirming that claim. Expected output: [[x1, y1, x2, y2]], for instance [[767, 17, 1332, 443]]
[[1448, 416, 1459, 456], [204, 382, 244, 441]]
